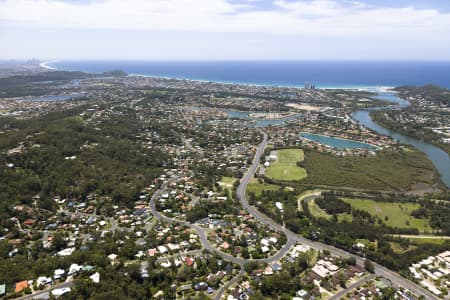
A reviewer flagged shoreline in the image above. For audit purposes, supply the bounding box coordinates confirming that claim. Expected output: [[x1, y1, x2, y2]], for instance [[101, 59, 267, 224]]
[[43, 61, 396, 92], [39, 60, 59, 70]]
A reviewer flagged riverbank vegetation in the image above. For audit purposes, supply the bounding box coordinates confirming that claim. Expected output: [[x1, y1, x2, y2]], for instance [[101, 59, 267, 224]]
[[300, 149, 438, 191], [373, 85, 450, 157], [372, 111, 450, 157]]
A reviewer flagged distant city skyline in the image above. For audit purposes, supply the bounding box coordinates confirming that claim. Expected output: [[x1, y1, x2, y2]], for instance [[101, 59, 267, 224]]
[[1, 0, 450, 61]]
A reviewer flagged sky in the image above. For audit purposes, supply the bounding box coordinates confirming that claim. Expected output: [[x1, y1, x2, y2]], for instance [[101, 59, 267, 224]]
[[1, 0, 450, 61]]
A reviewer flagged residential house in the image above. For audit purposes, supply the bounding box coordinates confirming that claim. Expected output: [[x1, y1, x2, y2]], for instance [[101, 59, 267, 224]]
[[15, 280, 28, 293]]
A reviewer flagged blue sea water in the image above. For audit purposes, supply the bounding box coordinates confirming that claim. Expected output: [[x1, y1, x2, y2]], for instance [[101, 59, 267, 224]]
[[47, 61, 450, 88]]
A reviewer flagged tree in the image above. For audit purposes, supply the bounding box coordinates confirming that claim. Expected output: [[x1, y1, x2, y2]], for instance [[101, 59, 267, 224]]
[[241, 247, 250, 259], [364, 259, 375, 273], [345, 256, 356, 266], [52, 233, 66, 251]]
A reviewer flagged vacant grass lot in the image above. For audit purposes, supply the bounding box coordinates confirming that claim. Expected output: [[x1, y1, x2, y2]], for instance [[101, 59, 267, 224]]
[[389, 242, 417, 254], [247, 178, 280, 196], [266, 149, 307, 181], [301, 149, 437, 191], [219, 176, 236, 187], [341, 198, 431, 232]]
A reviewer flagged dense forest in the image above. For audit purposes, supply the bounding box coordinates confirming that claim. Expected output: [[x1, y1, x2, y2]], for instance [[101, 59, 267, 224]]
[[0, 105, 168, 228]]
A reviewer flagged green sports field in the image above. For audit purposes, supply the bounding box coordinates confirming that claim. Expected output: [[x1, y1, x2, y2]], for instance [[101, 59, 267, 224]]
[[265, 149, 307, 181]]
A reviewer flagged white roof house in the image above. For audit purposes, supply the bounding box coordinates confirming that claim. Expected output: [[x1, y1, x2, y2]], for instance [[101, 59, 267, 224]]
[[57, 247, 75, 257], [68, 264, 82, 275], [269, 237, 278, 244], [51, 287, 71, 297], [108, 253, 118, 261], [157, 245, 168, 253], [90, 272, 100, 283], [53, 269, 65, 279], [160, 260, 171, 268], [260, 238, 270, 247], [275, 202, 283, 211], [37, 276, 53, 286]]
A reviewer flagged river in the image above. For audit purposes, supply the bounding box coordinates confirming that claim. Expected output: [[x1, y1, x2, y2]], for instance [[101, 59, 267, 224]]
[[352, 91, 450, 188]]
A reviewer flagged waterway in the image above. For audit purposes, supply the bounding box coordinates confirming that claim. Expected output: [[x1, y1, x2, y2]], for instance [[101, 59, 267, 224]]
[[183, 107, 300, 127], [352, 91, 450, 188], [299, 132, 377, 150]]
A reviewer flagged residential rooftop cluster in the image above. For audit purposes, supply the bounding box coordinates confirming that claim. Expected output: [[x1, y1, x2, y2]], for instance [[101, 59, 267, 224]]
[[409, 250, 450, 297]]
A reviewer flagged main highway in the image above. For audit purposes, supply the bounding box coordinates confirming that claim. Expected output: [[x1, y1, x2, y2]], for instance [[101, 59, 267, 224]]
[[236, 130, 439, 300]]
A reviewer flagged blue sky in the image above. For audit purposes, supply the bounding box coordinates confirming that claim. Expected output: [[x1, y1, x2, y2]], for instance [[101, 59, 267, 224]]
[[1, 0, 450, 60]]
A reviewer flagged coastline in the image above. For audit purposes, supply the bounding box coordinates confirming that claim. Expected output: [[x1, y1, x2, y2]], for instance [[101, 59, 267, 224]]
[[43, 61, 397, 92], [39, 60, 59, 70]]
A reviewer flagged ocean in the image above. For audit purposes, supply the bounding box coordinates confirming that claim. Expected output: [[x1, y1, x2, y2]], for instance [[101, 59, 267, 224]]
[[45, 61, 450, 89]]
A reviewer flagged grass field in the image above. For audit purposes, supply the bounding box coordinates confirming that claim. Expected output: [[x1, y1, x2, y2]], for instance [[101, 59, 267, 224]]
[[219, 176, 237, 187], [265, 149, 307, 181], [307, 199, 332, 220], [389, 242, 417, 254], [341, 198, 431, 232], [408, 237, 449, 245], [389, 235, 450, 245], [337, 213, 353, 223], [247, 178, 280, 196], [301, 149, 437, 191]]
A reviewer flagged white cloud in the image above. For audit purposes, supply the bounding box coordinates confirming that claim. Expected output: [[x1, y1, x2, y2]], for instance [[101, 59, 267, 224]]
[[0, 0, 449, 39]]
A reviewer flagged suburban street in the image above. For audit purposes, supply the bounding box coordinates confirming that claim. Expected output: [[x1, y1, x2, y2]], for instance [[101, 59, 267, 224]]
[[328, 274, 376, 300], [13, 281, 73, 300], [214, 267, 245, 300], [148, 181, 296, 266]]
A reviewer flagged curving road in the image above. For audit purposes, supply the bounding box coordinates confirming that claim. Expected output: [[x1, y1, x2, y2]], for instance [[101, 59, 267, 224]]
[[236, 130, 440, 300], [149, 179, 295, 300], [149, 183, 294, 266]]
